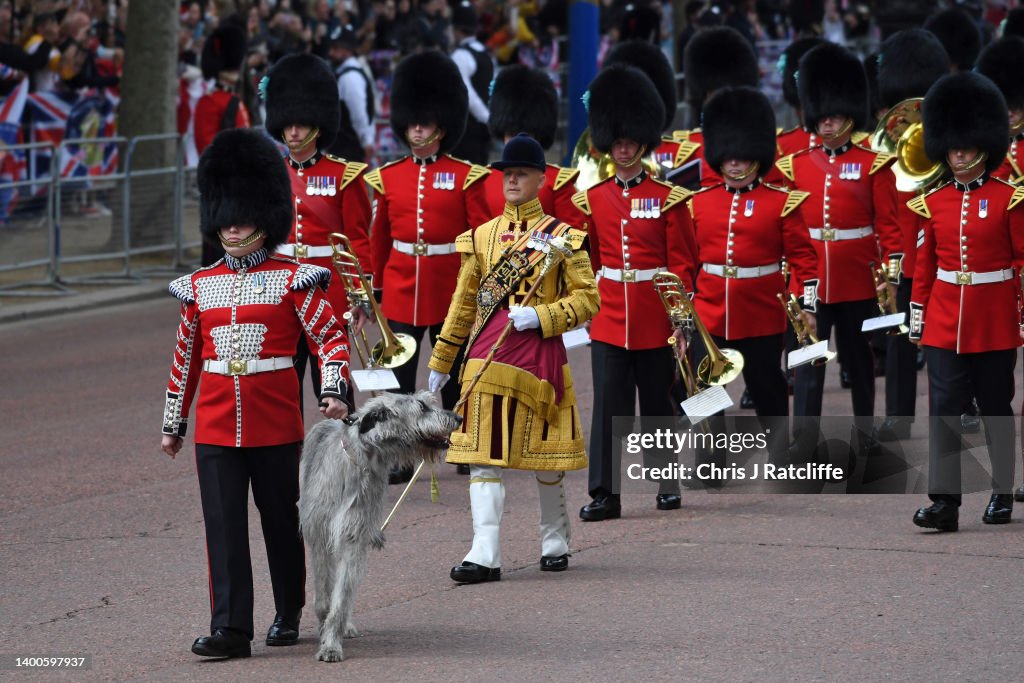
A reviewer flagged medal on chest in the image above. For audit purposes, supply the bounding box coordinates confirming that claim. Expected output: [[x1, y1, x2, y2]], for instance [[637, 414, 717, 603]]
[[630, 197, 661, 219], [979, 199, 988, 218], [433, 172, 455, 190], [839, 162, 862, 181], [250, 272, 266, 294], [744, 199, 755, 217]]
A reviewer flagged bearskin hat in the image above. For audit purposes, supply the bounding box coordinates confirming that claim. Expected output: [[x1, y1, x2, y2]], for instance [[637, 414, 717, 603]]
[[923, 72, 1009, 174], [603, 40, 677, 131], [390, 50, 468, 153], [197, 129, 293, 253], [779, 37, 824, 110], [488, 65, 558, 150], [924, 8, 982, 71], [588, 64, 664, 154], [618, 3, 660, 43], [788, 0, 824, 35], [702, 87, 776, 178], [975, 37, 1024, 110], [797, 42, 868, 132], [264, 53, 340, 151], [877, 29, 950, 109], [201, 24, 246, 80], [683, 27, 758, 117]]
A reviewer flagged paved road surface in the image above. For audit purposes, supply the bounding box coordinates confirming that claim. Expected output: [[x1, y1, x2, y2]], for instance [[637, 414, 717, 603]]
[[1, 297, 1022, 681]]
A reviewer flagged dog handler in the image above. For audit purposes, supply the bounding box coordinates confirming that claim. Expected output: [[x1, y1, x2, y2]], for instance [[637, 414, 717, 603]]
[[159, 129, 352, 658], [428, 134, 600, 582]]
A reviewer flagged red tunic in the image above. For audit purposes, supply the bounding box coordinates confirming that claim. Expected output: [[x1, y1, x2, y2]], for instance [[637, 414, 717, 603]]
[[193, 88, 250, 155], [910, 176, 1024, 354], [162, 252, 351, 447], [366, 154, 491, 326], [574, 172, 698, 350], [776, 127, 818, 158], [991, 136, 1024, 182], [688, 181, 817, 339], [483, 164, 582, 228], [280, 152, 372, 316], [777, 143, 902, 304]]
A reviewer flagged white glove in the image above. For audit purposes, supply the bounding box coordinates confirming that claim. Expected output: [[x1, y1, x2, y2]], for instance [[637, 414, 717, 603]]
[[508, 305, 540, 331], [428, 369, 450, 393]]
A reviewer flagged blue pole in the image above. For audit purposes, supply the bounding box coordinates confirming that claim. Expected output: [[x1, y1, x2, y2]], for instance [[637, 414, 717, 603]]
[[565, 0, 599, 165]]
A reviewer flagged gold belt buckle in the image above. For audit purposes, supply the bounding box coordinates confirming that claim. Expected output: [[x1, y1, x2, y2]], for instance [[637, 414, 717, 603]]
[[723, 265, 738, 278], [621, 268, 636, 282], [956, 271, 972, 285], [294, 244, 308, 259], [820, 228, 836, 241], [413, 242, 428, 256], [228, 359, 248, 375]]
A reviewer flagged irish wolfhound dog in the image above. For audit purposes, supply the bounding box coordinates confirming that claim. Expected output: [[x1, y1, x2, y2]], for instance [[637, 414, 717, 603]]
[[299, 391, 462, 662]]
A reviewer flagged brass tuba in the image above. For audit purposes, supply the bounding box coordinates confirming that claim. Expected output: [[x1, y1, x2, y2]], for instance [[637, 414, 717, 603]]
[[652, 272, 744, 388], [328, 233, 417, 368], [870, 97, 946, 192], [570, 128, 663, 191]]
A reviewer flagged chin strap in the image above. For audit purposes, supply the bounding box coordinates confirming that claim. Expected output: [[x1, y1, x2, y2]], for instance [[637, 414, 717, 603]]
[[219, 228, 266, 248], [410, 128, 444, 151], [283, 127, 320, 152], [725, 161, 760, 181]]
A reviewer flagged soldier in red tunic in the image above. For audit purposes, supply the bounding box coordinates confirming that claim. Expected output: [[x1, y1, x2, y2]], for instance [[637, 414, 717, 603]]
[[975, 37, 1024, 183], [483, 65, 580, 226], [775, 37, 825, 158], [677, 27, 760, 189], [160, 130, 351, 658], [910, 73, 1024, 532], [574, 64, 698, 521], [262, 53, 372, 403], [777, 43, 902, 457], [686, 87, 817, 462], [871, 29, 951, 443]]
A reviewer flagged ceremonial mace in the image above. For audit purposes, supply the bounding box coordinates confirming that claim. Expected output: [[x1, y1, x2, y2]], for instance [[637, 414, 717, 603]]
[[381, 235, 575, 531]]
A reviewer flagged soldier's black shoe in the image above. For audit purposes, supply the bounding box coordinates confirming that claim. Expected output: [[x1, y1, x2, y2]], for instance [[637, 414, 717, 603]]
[[739, 389, 755, 409], [540, 554, 569, 572], [982, 494, 1013, 524], [456, 464, 470, 475], [873, 417, 912, 442], [192, 628, 251, 658], [656, 493, 681, 510], [912, 501, 959, 532], [579, 495, 621, 521], [450, 561, 500, 583], [1015, 486, 1024, 503], [388, 465, 414, 485], [266, 614, 299, 646]]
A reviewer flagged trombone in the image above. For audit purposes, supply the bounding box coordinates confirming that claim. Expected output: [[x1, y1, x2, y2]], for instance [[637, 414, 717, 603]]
[[652, 272, 744, 391], [777, 293, 836, 366], [328, 233, 417, 369]]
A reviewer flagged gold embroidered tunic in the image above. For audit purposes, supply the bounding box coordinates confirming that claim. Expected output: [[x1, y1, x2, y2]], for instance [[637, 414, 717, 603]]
[[428, 198, 600, 470]]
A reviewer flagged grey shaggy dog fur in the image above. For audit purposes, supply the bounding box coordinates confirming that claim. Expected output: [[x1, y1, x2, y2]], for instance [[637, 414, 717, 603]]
[[299, 391, 462, 662]]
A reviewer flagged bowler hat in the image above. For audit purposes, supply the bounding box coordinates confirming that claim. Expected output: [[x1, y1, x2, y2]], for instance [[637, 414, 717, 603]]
[[491, 134, 546, 171]]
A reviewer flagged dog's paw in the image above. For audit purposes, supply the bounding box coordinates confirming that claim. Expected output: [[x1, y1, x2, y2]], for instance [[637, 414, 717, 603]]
[[369, 531, 386, 550], [343, 622, 360, 638], [316, 645, 345, 662]]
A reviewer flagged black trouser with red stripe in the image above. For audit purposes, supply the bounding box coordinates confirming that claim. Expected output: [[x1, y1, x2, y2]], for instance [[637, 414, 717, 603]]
[[925, 347, 1016, 505], [195, 442, 305, 640], [884, 278, 917, 418], [589, 341, 678, 498]]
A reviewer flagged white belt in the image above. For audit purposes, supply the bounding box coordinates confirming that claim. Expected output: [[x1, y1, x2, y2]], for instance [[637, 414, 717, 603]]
[[203, 356, 294, 376], [936, 268, 1014, 286], [598, 266, 666, 283], [393, 239, 457, 256], [808, 226, 874, 241], [702, 262, 781, 279], [276, 244, 334, 258]]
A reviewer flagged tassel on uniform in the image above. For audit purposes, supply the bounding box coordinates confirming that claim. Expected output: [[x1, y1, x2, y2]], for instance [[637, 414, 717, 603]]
[[430, 459, 440, 503]]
